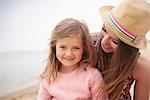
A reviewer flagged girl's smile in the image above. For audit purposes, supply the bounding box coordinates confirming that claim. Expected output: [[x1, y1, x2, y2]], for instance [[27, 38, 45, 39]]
[[56, 34, 83, 72]]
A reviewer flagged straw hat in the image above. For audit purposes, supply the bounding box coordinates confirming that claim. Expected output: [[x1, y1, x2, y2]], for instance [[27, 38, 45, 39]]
[[99, 0, 150, 49]]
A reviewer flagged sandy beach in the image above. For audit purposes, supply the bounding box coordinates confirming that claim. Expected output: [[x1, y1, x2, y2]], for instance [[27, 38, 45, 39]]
[[0, 84, 38, 100], [0, 43, 150, 100]]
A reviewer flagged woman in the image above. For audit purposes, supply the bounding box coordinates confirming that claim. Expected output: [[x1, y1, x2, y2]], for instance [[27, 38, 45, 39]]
[[94, 0, 150, 99]]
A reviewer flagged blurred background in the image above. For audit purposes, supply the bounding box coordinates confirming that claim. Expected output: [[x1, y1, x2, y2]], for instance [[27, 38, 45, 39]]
[[0, 0, 150, 99]]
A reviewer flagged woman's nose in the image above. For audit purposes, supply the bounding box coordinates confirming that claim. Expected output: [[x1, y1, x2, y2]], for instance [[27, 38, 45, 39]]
[[103, 35, 111, 43]]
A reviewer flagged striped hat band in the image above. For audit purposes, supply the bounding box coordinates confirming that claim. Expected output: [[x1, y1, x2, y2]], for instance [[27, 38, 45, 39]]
[[108, 12, 144, 45]]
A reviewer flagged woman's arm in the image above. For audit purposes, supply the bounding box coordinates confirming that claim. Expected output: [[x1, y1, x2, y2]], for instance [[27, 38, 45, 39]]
[[133, 56, 150, 100]]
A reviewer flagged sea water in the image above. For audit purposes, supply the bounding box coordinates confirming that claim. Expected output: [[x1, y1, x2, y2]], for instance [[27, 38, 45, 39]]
[[0, 51, 47, 96]]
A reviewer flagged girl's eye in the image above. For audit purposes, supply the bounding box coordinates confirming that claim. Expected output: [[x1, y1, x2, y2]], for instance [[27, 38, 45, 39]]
[[73, 47, 80, 50], [112, 40, 119, 45], [59, 46, 65, 49]]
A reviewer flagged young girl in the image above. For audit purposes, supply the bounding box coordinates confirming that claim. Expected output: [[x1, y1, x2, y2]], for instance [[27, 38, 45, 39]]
[[37, 18, 107, 100], [93, 0, 150, 99]]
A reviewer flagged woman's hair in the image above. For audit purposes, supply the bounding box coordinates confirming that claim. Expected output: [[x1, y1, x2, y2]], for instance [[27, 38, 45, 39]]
[[41, 18, 95, 83], [96, 35, 139, 99]]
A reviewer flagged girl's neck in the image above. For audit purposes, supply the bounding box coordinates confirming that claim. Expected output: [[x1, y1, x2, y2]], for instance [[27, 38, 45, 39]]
[[59, 65, 78, 73]]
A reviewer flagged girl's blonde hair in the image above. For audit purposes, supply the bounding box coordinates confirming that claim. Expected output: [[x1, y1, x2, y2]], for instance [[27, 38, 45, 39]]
[[41, 18, 95, 83]]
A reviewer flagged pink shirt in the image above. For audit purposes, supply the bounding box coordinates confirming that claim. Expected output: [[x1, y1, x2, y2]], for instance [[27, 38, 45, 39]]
[[37, 66, 107, 100]]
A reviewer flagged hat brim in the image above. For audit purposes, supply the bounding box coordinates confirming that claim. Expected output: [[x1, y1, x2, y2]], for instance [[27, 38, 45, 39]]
[[136, 38, 147, 49], [99, 6, 113, 25], [99, 6, 147, 49]]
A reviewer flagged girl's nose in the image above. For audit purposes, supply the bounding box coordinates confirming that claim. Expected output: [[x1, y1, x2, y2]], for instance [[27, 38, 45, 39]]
[[65, 49, 73, 57]]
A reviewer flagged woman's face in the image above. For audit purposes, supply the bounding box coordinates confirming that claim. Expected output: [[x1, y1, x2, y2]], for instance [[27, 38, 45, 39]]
[[100, 25, 120, 53]]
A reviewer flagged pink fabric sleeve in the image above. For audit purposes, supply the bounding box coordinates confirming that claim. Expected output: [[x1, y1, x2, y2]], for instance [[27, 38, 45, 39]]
[[37, 80, 51, 100], [89, 69, 108, 100]]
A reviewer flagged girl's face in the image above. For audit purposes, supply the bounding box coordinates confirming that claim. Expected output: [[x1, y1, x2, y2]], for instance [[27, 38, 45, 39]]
[[56, 34, 83, 72], [100, 25, 120, 53]]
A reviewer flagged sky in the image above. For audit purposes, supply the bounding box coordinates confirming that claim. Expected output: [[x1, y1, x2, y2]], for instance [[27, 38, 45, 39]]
[[1, 0, 150, 52]]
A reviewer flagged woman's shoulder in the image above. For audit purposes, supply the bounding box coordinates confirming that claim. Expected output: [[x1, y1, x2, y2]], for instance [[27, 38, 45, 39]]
[[137, 55, 150, 69], [90, 32, 101, 45], [133, 55, 150, 79]]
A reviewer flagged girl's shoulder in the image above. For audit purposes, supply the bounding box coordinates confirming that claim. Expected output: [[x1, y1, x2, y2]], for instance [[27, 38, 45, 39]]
[[133, 55, 150, 79], [82, 66, 104, 86], [82, 66, 103, 79], [79, 65, 102, 77], [84, 65, 101, 74]]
